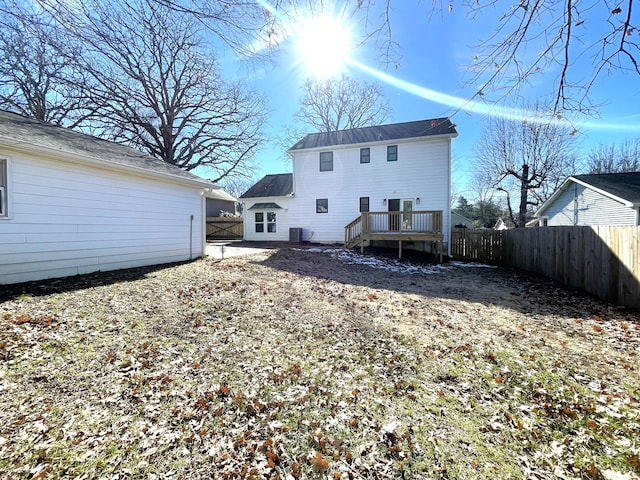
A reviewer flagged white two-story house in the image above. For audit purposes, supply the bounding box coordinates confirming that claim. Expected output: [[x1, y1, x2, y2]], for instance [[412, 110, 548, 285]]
[[241, 118, 458, 257]]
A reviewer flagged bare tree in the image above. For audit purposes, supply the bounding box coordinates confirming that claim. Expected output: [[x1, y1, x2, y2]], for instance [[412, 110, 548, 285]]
[[31, 0, 635, 115], [0, 1, 89, 126], [57, 0, 266, 181], [305, 0, 639, 114], [474, 105, 578, 227], [587, 139, 640, 173], [294, 75, 391, 133], [35, 0, 277, 59]]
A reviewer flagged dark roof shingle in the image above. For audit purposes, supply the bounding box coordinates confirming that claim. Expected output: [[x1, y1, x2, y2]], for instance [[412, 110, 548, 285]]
[[574, 172, 640, 204], [240, 173, 293, 198], [288, 118, 457, 151], [0, 109, 211, 186]]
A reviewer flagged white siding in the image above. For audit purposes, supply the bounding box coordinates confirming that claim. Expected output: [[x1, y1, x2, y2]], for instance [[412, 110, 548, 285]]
[[288, 137, 452, 245], [242, 196, 296, 242], [0, 154, 204, 284], [545, 182, 637, 226]]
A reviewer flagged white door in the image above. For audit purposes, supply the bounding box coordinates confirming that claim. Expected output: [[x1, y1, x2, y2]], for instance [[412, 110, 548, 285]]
[[401, 199, 413, 230]]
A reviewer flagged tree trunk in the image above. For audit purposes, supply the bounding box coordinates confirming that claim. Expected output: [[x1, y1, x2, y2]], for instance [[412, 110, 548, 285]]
[[518, 164, 529, 227]]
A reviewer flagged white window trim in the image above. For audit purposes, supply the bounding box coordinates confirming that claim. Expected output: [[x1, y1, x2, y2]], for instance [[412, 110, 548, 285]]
[[316, 198, 329, 213], [266, 211, 277, 233], [255, 211, 277, 233], [319, 151, 333, 172], [0, 186, 5, 217], [0, 158, 8, 218]]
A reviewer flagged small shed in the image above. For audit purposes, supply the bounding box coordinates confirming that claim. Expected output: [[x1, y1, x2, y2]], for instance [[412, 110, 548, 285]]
[[0, 110, 215, 284]]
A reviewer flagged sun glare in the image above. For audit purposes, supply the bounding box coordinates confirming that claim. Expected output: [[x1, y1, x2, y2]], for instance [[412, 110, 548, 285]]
[[296, 15, 352, 78]]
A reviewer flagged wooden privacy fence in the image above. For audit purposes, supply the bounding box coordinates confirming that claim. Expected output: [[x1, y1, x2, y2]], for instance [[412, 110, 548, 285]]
[[502, 226, 640, 310], [450, 228, 503, 262], [206, 217, 243, 240]]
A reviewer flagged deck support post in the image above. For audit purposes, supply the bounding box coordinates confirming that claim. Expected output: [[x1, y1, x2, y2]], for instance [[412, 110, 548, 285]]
[[398, 240, 402, 259]]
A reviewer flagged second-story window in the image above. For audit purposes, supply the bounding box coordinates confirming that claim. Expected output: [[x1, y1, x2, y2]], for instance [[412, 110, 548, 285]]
[[387, 145, 398, 162], [319, 151, 333, 171], [360, 148, 370, 164]]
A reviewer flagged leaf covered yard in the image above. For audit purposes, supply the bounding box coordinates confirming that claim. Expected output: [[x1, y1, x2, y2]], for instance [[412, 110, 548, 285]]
[[1, 248, 639, 479]]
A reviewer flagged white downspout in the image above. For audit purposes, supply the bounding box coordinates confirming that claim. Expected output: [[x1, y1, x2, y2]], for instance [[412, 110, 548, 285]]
[[447, 138, 452, 257], [189, 214, 194, 260], [201, 192, 207, 257]]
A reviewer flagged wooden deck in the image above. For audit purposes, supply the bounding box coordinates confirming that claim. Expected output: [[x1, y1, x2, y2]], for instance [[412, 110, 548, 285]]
[[345, 211, 444, 260]]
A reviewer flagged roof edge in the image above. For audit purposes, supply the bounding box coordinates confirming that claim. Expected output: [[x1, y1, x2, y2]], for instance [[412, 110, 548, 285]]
[[0, 135, 213, 190], [287, 131, 457, 153], [536, 175, 635, 216]]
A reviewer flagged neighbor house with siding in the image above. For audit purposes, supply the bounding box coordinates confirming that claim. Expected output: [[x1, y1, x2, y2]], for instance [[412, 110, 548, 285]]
[[0, 110, 220, 284], [535, 172, 640, 226], [240, 118, 457, 255]]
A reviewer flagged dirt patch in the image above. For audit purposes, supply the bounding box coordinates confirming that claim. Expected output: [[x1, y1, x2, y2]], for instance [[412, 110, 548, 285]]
[[1, 247, 639, 479]]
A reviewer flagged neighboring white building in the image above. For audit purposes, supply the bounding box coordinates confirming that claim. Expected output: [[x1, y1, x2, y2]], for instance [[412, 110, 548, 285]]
[[535, 173, 640, 226], [241, 118, 458, 253], [206, 189, 237, 217], [0, 110, 220, 284]]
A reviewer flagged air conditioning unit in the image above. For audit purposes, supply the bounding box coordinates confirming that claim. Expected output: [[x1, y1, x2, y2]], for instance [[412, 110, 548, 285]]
[[289, 228, 303, 243]]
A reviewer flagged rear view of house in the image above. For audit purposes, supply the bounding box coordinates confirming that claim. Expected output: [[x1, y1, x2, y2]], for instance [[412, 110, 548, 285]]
[[0, 110, 217, 284], [241, 118, 458, 256], [536, 173, 640, 226]]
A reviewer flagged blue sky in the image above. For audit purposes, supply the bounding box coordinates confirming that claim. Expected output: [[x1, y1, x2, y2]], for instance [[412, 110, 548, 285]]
[[226, 1, 640, 200]]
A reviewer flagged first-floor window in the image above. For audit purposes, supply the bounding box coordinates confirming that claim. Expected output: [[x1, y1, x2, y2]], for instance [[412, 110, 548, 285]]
[[255, 211, 277, 232], [316, 198, 328, 213], [255, 212, 264, 232], [267, 212, 277, 232], [0, 158, 7, 217], [359, 196, 370, 212]]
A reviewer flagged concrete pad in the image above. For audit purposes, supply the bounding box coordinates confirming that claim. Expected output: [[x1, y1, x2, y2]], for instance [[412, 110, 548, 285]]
[[206, 243, 272, 259]]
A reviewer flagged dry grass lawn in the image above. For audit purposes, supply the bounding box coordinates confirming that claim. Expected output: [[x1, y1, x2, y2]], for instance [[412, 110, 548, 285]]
[[1, 247, 639, 480]]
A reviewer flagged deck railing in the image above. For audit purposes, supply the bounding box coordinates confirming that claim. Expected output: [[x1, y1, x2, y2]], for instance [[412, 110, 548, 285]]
[[344, 216, 363, 248], [345, 210, 443, 248]]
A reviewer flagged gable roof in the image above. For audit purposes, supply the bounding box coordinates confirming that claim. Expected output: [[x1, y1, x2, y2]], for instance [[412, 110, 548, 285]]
[[572, 173, 640, 205], [240, 173, 293, 198], [0, 109, 212, 188], [288, 118, 458, 151], [537, 172, 640, 215]]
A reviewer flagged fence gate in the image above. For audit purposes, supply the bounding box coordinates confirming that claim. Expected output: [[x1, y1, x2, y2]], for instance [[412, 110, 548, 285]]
[[450, 228, 503, 262], [206, 217, 243, 240]]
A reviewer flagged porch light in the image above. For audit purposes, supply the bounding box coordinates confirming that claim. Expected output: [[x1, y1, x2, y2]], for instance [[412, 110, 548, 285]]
[[383, 198, 387, 205], [416, 197, 420, 204]]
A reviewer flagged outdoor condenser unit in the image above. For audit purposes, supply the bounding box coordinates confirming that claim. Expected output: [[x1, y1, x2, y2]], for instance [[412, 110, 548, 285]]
[[289, 228, 303, 243]]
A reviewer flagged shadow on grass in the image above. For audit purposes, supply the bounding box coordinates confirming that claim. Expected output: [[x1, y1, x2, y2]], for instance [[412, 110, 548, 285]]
[[251, 246, 627, 321], [0, 261, 192, 303]]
